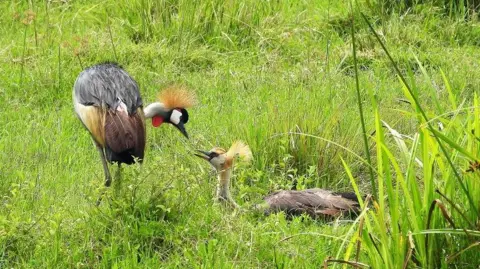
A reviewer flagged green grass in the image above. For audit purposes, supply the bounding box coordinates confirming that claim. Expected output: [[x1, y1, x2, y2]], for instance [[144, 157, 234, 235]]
[[1, 0, 480, 267]]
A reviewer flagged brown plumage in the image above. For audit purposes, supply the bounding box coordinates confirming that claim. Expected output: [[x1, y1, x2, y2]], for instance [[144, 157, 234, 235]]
[[75, 102, 146, 165], [261, 189, 361, 219], [195, 140, 362, 219], [104, 108, 146, 164]]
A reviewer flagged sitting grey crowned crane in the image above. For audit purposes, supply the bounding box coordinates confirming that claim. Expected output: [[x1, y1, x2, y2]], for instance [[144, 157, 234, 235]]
[[195, 141, 362, 218], [73, 62, 196, 187]]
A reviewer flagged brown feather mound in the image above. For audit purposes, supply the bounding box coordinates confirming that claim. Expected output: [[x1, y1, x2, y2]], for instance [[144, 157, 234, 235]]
[[104, 108, 146, 164], [262, 188, 361, 219], [158, 85, 197, 110]]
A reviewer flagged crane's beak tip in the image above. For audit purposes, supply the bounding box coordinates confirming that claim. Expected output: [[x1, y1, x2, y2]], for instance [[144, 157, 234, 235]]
[[194, 150, 210, 160], [175, 122, 189, 139]]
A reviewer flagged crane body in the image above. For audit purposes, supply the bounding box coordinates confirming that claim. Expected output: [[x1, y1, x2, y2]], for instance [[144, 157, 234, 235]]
[[73, 62, 194, 187]]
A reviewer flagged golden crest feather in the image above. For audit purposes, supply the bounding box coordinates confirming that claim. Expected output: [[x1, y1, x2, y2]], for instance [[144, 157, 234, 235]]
[[158, 85, 197, 110], [226, 141, 253, 163]]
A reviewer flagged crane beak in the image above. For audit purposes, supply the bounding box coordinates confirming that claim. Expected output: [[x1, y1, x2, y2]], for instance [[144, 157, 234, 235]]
[[194, 150, 211, 160], [174, 122, 189, 139]]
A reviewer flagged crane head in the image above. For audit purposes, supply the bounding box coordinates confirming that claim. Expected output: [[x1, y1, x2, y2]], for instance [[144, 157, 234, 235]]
[[195, 141, 252, 171], [149, 85, 197, 138], [151, 108, 189, 138], [195, 147, 228, 171]]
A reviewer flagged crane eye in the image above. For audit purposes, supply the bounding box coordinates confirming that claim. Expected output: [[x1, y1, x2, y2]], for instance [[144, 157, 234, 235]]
[[209, 152, 219, 158]]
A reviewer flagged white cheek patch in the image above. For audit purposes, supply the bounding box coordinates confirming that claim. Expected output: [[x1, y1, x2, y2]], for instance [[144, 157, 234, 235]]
[[170, 109, 182, 125]]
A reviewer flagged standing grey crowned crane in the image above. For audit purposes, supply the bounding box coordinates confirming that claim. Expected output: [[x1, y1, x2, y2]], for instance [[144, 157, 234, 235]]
[[195, 141, 362, 219], [73, 62, 196, 187]]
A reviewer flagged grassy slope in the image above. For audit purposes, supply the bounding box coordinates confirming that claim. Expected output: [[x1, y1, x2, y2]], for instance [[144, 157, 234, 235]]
[[0, 0, 479, 267]]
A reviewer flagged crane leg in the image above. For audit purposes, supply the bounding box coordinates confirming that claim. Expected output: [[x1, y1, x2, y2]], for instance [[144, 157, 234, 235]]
[[95, 143, 112, 187], [113, 163, 122, 192], [115, 163, 122, 182]]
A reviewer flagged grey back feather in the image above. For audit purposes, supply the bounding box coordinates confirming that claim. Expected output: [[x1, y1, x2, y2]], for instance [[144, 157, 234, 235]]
[[73, 63, 143, 114]]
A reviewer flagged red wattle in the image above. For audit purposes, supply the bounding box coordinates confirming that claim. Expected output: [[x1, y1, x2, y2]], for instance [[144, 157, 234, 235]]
[[152, 116, 164, 127]]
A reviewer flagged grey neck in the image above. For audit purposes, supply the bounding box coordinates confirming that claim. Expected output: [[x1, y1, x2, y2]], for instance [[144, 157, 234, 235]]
[[216, 169, 240, 208], [144, 102, 168, 118]]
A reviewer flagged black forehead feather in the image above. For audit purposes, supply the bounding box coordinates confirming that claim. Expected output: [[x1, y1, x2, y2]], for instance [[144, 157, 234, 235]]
[[209, 152, 219, 159], [180, 108, 189, 123]]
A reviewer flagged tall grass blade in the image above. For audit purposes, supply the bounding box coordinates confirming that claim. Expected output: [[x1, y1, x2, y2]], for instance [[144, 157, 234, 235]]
[[368, 233, 384, 262], [350, 4, 377, 199], [446, 241, 480, 264], [414, 229, 480, 237], [341, 157, 366, 208], [19, 25, 28, 87], [360, 12, 478, 215], [402, 232, 415, 269], [412, 54, 442, 114], [429, 128, 479, 161], [382, 120, 422, 166], [435, 189, 475, 229], [323, 259, 370, 268], [106, 14, 118, 62], [355, 195, 371, 262], [440, 68, 457, 110], [57, 44, 61, 90]]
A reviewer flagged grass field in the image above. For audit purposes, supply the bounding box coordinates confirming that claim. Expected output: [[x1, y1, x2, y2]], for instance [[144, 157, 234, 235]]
[[1, 0, 480, 268]]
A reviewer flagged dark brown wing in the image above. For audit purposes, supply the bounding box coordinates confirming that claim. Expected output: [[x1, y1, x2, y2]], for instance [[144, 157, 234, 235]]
[[263, 188, 361, 218], [104, 108, 146, 164]]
